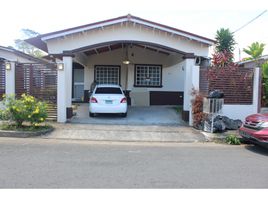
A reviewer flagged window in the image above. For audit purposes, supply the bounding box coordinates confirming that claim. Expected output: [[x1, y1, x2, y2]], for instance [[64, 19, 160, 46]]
[[95, 87, 123, 94], [95, 65, 120, 85], [135, 65, 162, 87]]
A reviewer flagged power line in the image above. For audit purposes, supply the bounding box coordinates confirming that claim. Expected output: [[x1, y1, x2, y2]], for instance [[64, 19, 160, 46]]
[[233, 10, 267, 33]]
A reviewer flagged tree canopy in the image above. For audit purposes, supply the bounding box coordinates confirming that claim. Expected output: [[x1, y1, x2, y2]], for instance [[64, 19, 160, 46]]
[[215, 28, 236, 55], [14, 29, 45, 58], [243, 42, 265, 60]]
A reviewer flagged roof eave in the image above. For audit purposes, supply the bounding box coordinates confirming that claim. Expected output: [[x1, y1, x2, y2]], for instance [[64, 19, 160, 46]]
[[25, 14, 215, 51]]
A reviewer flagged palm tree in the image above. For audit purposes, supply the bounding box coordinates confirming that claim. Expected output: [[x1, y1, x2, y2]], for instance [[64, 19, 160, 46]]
[[244, 42, 268, 106], [243, 42, 265, 61], [215, 28, 236, 54]]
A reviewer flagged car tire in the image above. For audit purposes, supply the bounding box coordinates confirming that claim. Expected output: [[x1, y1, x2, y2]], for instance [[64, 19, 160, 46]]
[[89, 112, 95, 117], [121, 112, 127, 118]]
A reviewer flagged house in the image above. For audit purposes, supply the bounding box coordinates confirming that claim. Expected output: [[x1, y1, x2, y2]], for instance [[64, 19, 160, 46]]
[[24, 14, 215, 124], [0, 46, 57, 119], [0, 45, 49, 98]]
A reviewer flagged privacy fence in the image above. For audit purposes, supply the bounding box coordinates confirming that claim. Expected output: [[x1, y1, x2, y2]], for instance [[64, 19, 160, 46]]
[[0, 60, 5, 100], [199, 67, 254, 104], [15, 63, 57, 120]]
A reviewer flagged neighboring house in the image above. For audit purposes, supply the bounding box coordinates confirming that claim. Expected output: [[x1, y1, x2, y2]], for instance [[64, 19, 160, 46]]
[[25, 14, 215, 123], [0, 46, 58, 120], [239, 55, 268, 68], [0, 45, 48, 98]]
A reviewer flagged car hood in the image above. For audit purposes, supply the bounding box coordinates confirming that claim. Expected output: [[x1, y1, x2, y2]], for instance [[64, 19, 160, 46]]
[[246, 113, 268, 122]]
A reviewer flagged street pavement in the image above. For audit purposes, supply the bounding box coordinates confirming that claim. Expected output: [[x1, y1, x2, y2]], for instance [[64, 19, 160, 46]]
[[0, 137, 267, 188]]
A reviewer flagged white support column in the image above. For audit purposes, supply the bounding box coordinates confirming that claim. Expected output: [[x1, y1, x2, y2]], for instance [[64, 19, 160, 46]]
[[253, 67, 260, 113], [63, 56, 73, 108], [57, 59, 67, 123], [5, 62, 15, 95], [183, 55, 195, 125]]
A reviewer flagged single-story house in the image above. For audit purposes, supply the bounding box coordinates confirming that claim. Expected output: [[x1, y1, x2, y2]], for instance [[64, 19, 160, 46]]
[[1, 14, 261, 124], [24, 14, 215, 123]]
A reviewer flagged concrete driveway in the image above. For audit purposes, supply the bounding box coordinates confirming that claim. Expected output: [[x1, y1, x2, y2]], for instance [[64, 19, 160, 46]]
[[70, 103, 186, 126]]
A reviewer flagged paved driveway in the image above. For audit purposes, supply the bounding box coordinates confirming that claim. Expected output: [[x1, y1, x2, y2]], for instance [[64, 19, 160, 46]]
[[70, 103, 186, 126]]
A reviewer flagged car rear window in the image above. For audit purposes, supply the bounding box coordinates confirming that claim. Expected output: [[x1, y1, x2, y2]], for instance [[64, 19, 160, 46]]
[[95, 87, 123, 94]]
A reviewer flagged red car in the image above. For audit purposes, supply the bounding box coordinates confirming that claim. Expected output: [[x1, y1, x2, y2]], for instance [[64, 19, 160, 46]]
[[239, 113, 268, 148]]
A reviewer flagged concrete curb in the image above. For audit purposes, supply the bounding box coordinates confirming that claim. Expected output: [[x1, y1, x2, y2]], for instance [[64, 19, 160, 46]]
[[0, 127, 54, 138], [201, 130, 240, 142]]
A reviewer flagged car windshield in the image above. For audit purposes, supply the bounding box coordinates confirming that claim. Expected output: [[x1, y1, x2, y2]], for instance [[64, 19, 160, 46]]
[[95, 87, 123, 94]]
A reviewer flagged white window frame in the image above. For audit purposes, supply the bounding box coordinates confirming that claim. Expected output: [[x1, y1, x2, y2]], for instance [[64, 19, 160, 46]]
[[94, 65, 120, 85], [134, 64, 162, 87]]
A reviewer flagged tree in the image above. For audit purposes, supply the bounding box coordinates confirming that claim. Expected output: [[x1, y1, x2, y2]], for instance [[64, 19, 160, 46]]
[[14, 29, 45, 58], [215, 28, 236, 55], [243, 42, 265, 61], [243, 42, 268, 106]]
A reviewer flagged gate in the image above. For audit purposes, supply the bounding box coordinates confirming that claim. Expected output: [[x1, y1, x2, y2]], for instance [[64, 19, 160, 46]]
[[15, 63, 57, 120], [0, 60, 5, 100]]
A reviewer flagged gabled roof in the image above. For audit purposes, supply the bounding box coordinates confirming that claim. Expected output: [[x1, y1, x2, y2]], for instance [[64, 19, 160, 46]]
[[0, 45, 49, 63], [26, 14, 215, 52]]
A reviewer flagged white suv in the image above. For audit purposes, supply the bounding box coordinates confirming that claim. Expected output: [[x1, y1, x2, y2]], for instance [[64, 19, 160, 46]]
[[89, 84, 128, 117]]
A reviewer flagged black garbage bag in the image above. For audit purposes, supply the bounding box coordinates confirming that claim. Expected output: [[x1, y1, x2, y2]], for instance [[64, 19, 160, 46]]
[[208, 90, 224, 98]]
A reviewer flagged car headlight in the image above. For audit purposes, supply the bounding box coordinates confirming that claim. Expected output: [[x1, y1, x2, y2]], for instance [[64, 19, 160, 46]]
[[258, 122, 268, 128]]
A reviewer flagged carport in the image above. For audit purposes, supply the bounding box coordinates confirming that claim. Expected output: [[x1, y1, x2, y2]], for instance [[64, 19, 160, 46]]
[[70, 103, 186, 126], [25, 14, 214, 125]]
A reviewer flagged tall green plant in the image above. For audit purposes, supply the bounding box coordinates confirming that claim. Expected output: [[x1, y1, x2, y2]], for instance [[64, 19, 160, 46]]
[[243, 42, 265, 61], [215, 28, 236, 55]]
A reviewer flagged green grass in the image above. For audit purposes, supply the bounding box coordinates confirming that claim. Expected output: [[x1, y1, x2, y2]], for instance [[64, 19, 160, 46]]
[[0, 123, 53, 132], [174, 106, 183, 113]]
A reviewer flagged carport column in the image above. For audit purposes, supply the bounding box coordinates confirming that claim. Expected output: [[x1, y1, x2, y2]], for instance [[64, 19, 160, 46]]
[[57, 59, 67, 122], [63, 56, 73, 119], [183, 54, 195, 126], [5, 62, 16, 95]]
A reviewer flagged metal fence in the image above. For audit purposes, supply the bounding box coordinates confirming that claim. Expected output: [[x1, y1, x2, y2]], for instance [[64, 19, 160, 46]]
[[15, 63, 57, 120], [0, 61, 5, 100]]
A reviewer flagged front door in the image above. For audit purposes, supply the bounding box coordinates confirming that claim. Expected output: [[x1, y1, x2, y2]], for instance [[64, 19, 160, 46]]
[[73, 68, 84, 101]]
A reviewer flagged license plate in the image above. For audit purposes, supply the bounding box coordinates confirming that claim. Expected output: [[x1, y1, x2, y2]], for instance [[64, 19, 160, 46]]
[[240, 131, 250, 138], [105, 100, 113, 104]]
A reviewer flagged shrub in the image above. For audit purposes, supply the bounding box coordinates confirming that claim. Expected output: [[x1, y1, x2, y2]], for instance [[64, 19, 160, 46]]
[[225, 134, 241, 145], [0, 94, 48, 127], [191, 89, 207, 129]]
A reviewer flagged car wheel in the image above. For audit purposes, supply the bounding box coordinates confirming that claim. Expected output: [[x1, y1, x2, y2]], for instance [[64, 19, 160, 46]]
[[121, 112, 127, 117], [89, 112, 95, 117]]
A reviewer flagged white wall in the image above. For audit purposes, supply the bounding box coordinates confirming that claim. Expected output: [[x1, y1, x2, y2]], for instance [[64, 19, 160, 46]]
[[84, 46, 184, 91], [222, 105, 257, 121], [45, 23, 209, 57]]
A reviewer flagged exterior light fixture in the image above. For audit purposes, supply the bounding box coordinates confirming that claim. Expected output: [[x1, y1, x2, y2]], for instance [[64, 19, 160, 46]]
[[122, 44, 131, 65], [57, 63, 64, 70], [5, 62, 11, 70], [123, 60, 130, 65]]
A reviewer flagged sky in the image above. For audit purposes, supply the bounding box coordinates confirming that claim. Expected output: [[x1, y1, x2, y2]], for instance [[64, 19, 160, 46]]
[[1, 0, 267, 61]]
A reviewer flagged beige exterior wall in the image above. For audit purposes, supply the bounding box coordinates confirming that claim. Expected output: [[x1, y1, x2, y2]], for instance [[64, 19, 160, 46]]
[[45, 22, 209, 57], [83, 46, 184, 92]]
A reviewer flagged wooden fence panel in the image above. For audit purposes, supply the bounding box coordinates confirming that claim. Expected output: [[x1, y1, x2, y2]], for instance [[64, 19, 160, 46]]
[[0, 61, 5, 100], [15, 63, 57, 120]]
